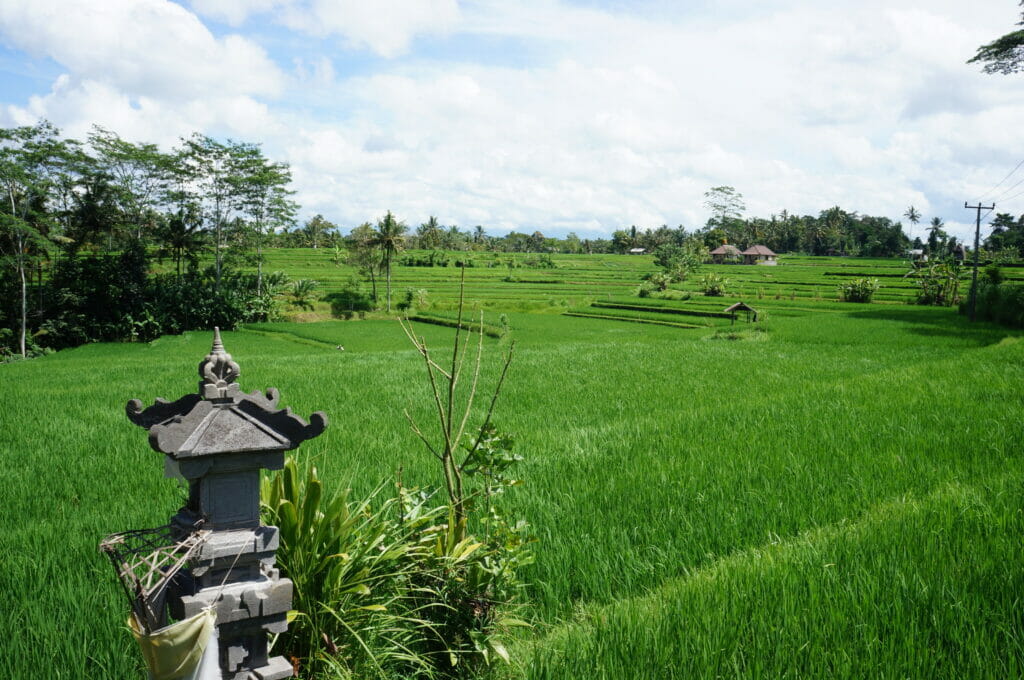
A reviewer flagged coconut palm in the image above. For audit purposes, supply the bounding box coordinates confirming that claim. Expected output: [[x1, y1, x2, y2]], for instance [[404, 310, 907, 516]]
[[370, 211, 407, 312], [903, 206, 921, 242], [926, 216, 947, 255]]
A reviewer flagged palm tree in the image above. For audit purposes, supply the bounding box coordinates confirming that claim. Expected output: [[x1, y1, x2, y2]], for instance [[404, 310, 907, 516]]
[[926, 216, 946, 255], [903, 206, 921, 242], [157, 207, 206, 279], [371, 211, 407, 312]]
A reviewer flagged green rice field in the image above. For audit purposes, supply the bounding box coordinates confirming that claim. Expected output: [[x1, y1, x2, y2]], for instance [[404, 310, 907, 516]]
[[2, 252, 1022, 678], [261, 248, 1024, 312]]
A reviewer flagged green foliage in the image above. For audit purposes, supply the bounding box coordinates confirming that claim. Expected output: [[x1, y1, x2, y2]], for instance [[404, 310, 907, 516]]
[[400, 278, 530, 674], [837, 277, 880, 303], [905, 259, 964, 306], [651, 240, 706, 282], [703, 186, 745, 226], [332, 245, 347, 267], [644, 271, 673, 291], [968, 2, 1024, 74], [522, 253, 556, 269], [960, 276, 1024, 328], [327, 276, 374, 319], [410, 440, 534, 672], [263, 431, 530, 678], [402, 251, 452, 268], [698, 272, 729, 296], [984, 264, 1005, 285], [290, 278, 319, 310], [371, 211, 409, 313], [262, 458, 441, 678], [397, 287, 415, 312]]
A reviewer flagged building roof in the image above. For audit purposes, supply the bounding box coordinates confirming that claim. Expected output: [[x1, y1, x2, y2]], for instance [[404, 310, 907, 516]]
[[724, 301, 758, 313], [127, 328, 327, 459], [741, 245, 776, 256], [710, 245, 741, 255]]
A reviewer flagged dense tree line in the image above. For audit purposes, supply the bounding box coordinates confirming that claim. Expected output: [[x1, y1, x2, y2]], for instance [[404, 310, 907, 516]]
[[7, 120, 1022, 358], [0, 121, 296, 358]]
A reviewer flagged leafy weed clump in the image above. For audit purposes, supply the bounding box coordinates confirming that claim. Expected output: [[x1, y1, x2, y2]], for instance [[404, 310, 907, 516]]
[[837, 277, 880, 303]]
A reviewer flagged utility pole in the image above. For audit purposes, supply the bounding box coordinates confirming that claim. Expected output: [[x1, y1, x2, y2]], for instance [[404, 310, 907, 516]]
[[965, 202, 995, 322]]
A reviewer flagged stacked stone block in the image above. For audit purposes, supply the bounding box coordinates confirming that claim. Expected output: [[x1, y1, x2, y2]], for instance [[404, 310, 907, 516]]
[[128, 329, 327, 679]]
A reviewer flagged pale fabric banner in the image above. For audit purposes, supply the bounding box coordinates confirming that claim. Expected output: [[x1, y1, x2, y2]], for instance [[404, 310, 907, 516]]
[[129, 608, 219, 680]]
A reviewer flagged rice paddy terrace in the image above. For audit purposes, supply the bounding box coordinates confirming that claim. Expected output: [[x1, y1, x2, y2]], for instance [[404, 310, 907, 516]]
[[3, 251, 1022, 678], [265, 248, 1024, 314]]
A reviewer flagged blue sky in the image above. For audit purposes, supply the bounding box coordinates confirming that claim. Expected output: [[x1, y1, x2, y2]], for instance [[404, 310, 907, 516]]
[[1, 0, 1022, 241]]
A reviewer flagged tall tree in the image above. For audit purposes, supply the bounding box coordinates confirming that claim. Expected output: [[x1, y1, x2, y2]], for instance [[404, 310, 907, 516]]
[[903, 206, 921, 244], [417, 215, 442, 250], [234, 148, 296, 294], [0, 122, 69, 357], [157, 206, 206, 278], [301, 214, 332, 249], [926, 217, 947, 255], [347, 221, 380, 302], [370, 211, 408, 312], [969, 2, 1024, 74], [985, 212, 1024, 256], [178, 134, 249, 292], [704, 186, 745, 227], [88, 126, 167, 242]]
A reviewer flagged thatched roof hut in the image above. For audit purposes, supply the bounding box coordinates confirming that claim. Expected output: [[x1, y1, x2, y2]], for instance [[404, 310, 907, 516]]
[[724, 301, 759, 323], [709, 244, 741, 263], [741, 245, 777, 265]]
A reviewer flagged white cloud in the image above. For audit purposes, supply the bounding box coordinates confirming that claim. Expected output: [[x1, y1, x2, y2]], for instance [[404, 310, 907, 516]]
[[280, 0, 460, 57], [189, 0, 285, 26], [1, 0, 1022, 242], [0, 0, 284, 100]]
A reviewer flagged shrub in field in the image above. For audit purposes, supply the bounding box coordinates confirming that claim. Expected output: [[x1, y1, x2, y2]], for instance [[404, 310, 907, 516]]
[[960, 275, 1024, 328], [643, 272, 673, 291], [262, 460, 439, 678], [290, 278, 319, 310], [408, 427, 532, 673], [905, 258, 964, 306], [400, 274, 532, 674], [651, 241, 708, 283], [264, 450, 531, 679], [327, 275, 374, 319], [397, 287, 415, 312], [523, 254, 556, 269], [698, 273, 729, 296], [837, 277, 880, 303], [0, 327, 51, 361]]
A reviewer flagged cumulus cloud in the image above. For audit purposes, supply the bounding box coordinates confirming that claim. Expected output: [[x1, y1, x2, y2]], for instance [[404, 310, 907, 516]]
[[0, 0, 284, 100], [189, 0, 285, 26], [280, 0, 460, 57], [1, 0, 1022, 242]]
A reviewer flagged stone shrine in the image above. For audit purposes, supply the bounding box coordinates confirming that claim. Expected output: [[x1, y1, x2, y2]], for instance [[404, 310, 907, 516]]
[[126, 329, 327, 679]]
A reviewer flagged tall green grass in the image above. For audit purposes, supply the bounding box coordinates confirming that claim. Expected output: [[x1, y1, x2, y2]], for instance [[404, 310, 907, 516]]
[[1, 306, 1021, 678]]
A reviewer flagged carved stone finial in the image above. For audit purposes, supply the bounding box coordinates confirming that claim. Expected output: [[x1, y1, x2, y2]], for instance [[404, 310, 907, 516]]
[[199, 327, 241, 401]]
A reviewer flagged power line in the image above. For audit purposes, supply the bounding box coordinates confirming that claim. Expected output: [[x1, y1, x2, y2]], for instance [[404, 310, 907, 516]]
[[992, 174, 1024, 202], [979, 158, 1024, 200], [995, 185, 1024, 206]]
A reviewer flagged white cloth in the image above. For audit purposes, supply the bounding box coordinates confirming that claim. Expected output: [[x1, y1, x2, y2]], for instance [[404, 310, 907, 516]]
[[129, 608, 219, 680]]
